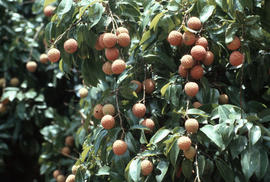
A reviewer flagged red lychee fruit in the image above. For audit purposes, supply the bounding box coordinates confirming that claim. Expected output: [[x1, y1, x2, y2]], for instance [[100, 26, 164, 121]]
[[229, 51, 244, 66], [132, 103, 146, 118], [202, 51, 214, 66], [143, 79, 155, 94], [112, 140, 128, 155], [184, 82, 199, 97], [183, 32, 196, 46], [168, 31, 182, 46], [98, 33, 106, 49], [195, 37, 208, 49], [79, 87, 88, 98], [64, 39, 78, 54], [93, 104, 104, 119], [102, 62, 113, 75], [26, 61, 37, 72], [10, 77, 19, 87], [190, 65, 204, 80], [117, 33, 130, 47], [187, 17, 202, 30], [116, 27, 129, 35], [111, 59, 126, 74], [39, 54, 49, 64], [141, 159, 154, 176], [185, 118, 199, 134], [53, 170, 61, 179], [65, 136, 74, 147], [219, 94, 229, 104], [184, 146, 196, 159], [102, 104, 115, 116], [178, 65, 188, 78], [227, 36, 241, 50], [105, 47, 119, 61], [61, 146, 71, 156], [177, 136, 191, 150], [44, 5, 56, 17], [131, 80, 142, 93], [192, 101, 202, 108], [48, 48, 61, 63], [66, 174, 75, 182], [56, 174, 65, 182], [103, 33, 117, 48], [180, 55, 195, 69], [101, 115, 115, 129], [141, 118, 155, 131], [191, 45, 206, 61], [72, 165, 78, 174]]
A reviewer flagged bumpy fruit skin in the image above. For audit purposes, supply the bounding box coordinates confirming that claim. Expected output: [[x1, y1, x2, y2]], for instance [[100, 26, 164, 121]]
[[118, 33, 130, 47], [98, 33, 106, 49], [143, 79, 155, 94], [56, 174, 65, 182], [229, 51, 244, 66], [44, 5, 56, 17], [196, 37, 208, 49], [178, 65, 187, 78], [132, 103, 146, 118], [53, 170, 61, 179], [141, 118, 155, 131], [184, 82, 199, 97], [116, 27, 129, 35], [202, 51, 214, 66], [141, 160, 154, 176], [193, 101, 202, 108], [93, 104, 104, 119], [26, 61, 37, 72], [103, 33, 117, 48], [72, 165, 78, 175], [219, 94, 229, 104], [48, 48, 61, 63], [168, 31, 182, 46], [112, 140, 128, 155], [64, 39, 78, 54], [65, 136, 74, 147], [111, 59, 126, 74], [187, 17, 202, 30], [101, 115, 115, 129], [131, 80, 142, 93], [10, 77, 19, 86], [105, 47, 119, 61], [66, 174, 75, 182], [185, 118, 199, 134], [61, 147, 71, 156], [102, 104, 115, 115], [191, 45, 206, 61], [184, 146, 196, 159], [102, 62, 113, 75], [190, 65, 204, 80], [79, 87, 88, 98], [183, 32, 196, 46], [95, 40, 103, 50], [40, 53, 49, 63], [177, 136, 191, 150], [181, 55, 194, 69], [227, 36, 241, 50]]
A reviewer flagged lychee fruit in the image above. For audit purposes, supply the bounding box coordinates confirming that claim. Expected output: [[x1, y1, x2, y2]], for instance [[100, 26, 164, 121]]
[[112, 140, 128, 155], [102, 62, 113, 75], [64, 39, 78, 54], [187, 17, 202, 30], [177, 136, 191, 150], [40, 53, 49, 64], [219, 94, 229, 104], [141, 118, 155, 131], [65, 136, 74, 147], [0, 103, 6, 113], [178, 65, 188, 78], [26, 61, 37, 72], [184, 146, 196, 159], [132, 103, 146, 118], [93, 104, 104, 119], [79, 87, 88, 98], [10, 77, 19, 86], [105, 47, 119, 61], [48, 48, 61, 63], [184, 82, 199, 97], [191, 45, 206, 61], [61, 146, 71, 156], [117, 33, 130, 47], [192, 101, 202, 108], [116, 27, 129, 35], [195, 37, 208, 49], [44, 5, 56, 17], [53, 170, 61, 179], [103, 33, 117, 48], [56, 174, 65, 182], [183, 32, 196, 46], [229, 51, 244, 66], [180, 55, 195, 69], [95, 40, 103, 50], [190, 65, 204, 80], [143, 79, 155, 94], [167, 31, 182, 46], [202, 51, 214, 66], [66, 174, 75, 182], [0, 78, 6, 87], [111, 59, 126, 74], [227, 36, 241, 50], [101, 115, 115, 129], [72, 165, 78, 174], [98, 33, 106, 49], [141, 159, 154, 176], [131, 80, 142, 93], [102, 104, 115, 116], [185, 118, 199, 134]]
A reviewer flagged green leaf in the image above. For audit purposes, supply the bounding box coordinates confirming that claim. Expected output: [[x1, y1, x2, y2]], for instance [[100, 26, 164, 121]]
[[187, 108, 209, 118], [140, 30, 151, 45], [156, 160, 169, 182], [150, 128, 170, 144], [241, 147, 260, 180], [199, 5, 215, 23], [225, 23, 239, 44], [96, 166, 110, 176], [200, 125, 224, 149], [44, 0, 57, 7], [169, 139, 179, 167], [230, 136, 247, 159], [182, 159, 192, 179], [129, 158, 141, 182], [249, 125, 261, 145], [150, 12, 165, 31], [161, 82, 171, 97], [215, 158, 234, 182], [255, 148, 269, 180], [57, 0, 73, 16], [88, 3, 104, 28]]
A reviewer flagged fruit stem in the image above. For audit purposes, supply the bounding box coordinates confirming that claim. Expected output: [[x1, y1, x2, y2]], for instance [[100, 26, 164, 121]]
[[194, 144, 201, 182], [59, 151, 78, 160], [115, 89, 125, 138]]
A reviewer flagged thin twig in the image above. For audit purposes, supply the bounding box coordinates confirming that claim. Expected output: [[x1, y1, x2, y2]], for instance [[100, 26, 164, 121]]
[[115, 89, 125, 139], [59, 151, 78, 160], [194, 144, 201, 182], [143, 65, 147, 104]]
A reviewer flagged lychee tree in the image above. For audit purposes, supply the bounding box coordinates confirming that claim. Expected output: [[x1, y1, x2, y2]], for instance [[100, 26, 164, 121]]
[[41, 0, 270, 182]]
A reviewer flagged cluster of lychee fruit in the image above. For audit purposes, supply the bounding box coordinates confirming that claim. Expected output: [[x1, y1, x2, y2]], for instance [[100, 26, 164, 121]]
[[52, 165, 78, 182], [95, 27, 130, 75], [61, 136, 74, 156], [177, 118, 199, 159], [227, 36, 244, 66]]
